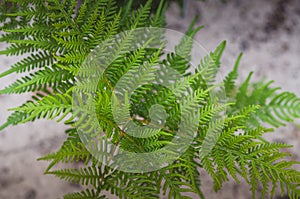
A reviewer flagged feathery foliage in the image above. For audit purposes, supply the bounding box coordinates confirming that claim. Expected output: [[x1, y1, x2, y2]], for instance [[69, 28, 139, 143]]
[[0, 0, 299, 199]]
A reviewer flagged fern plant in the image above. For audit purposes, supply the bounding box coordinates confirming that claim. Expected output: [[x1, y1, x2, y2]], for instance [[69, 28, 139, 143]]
[[1, 0, 300, 199]]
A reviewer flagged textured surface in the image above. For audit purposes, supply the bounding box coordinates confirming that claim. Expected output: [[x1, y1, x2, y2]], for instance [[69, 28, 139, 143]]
[[0, 0, 299, 198]]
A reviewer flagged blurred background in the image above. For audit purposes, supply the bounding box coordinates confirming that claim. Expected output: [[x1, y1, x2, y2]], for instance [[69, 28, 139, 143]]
[[0, 0, 299, 198]]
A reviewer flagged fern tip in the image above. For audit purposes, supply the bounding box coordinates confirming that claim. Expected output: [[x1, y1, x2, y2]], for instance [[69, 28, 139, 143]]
[[0, 122, 9, 131]]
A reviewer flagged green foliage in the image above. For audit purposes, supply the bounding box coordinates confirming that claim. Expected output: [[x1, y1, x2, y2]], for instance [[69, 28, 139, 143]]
[[0, 0, 300, 199], [224, 55, 300, 128]]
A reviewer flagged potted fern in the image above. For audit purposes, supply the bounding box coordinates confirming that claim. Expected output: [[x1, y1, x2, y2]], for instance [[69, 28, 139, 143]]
[[0, 0, 299, 198]]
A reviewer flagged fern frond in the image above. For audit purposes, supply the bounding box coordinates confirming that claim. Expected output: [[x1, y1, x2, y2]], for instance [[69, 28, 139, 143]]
[[38, 133, 91, 172], [261, 92, 300, 127], [0, 111, 28, 131], [63, 189, 103, 199], [194, 41, 226, 90], [0, 43, 36, 56], [0, 67, 73, 94], [48, 166, 104, 187], [224, 53, 242, 97], [200, 119, 300, 198], [161, 18, 203, 75], [230, 72, 300, 127], [7, 93, 72, 123], [0, 51, 54, 78], [126, 0, 152, 29]]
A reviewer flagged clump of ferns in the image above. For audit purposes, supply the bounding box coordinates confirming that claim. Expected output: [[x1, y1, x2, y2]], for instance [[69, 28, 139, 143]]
[[0, 0, 300, 199]]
